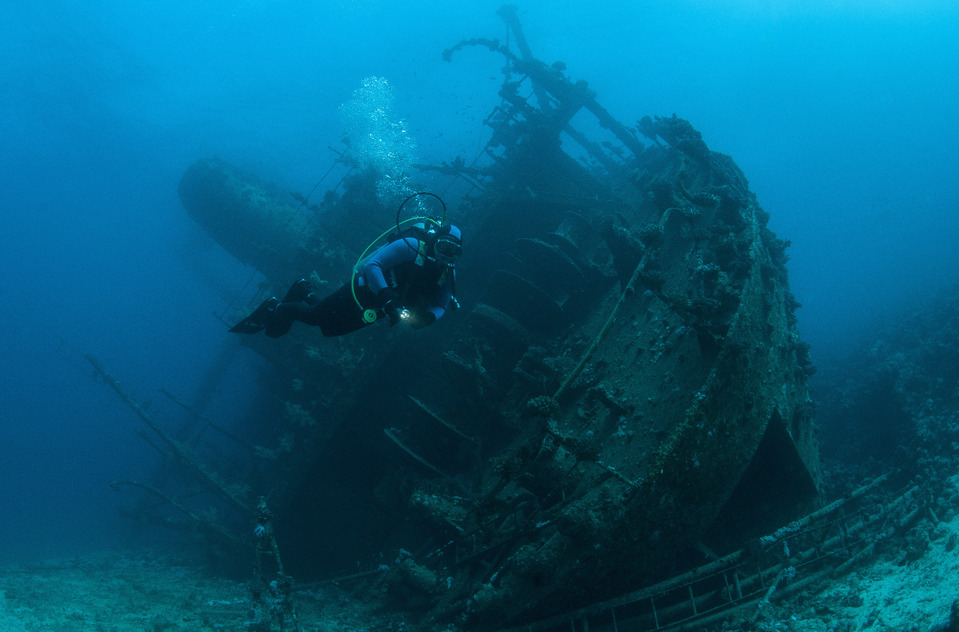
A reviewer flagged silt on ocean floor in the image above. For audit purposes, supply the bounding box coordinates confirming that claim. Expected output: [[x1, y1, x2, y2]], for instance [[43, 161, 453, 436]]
[[1, 487, 958, 632]]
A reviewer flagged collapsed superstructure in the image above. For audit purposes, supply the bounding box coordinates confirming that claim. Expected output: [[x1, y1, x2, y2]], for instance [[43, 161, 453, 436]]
[[168, 5, 820, 629]]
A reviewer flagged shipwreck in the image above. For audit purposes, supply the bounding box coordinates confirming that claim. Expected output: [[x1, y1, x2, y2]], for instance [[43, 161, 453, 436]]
[[110, 6, 823, 630]]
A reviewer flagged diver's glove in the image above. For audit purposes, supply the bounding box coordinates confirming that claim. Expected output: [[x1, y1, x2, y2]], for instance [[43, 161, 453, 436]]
[[384, 300, 410, 325], [411, 312, 436, 329], [377, 288, 408, 325], [376, 287, 397, 306]]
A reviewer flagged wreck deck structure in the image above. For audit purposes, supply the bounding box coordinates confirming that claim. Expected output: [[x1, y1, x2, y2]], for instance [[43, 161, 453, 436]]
[[148, 5, 820, 629]]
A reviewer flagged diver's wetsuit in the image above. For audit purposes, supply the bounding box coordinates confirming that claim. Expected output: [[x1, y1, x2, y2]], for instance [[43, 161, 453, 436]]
[[266, 237, 454, 338]]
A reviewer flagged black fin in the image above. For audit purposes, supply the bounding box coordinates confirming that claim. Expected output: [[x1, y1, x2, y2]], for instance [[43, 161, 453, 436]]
[[229, 297, 278, 334]]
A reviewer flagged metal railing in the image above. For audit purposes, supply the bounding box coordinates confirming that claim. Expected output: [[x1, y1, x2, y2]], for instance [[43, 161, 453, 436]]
[[494, 475, 925, 632]]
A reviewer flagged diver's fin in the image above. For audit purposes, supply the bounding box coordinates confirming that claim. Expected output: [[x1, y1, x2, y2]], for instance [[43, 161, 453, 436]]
[[282, 278, 312, 303], [229, 297, 279, 334]]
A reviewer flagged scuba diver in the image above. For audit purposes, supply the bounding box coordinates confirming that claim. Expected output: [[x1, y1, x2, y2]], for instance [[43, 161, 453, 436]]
[[229, 194, 462, 339]]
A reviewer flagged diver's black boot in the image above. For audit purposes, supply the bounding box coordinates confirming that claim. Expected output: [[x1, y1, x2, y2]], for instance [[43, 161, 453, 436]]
[[265, 302, 296, 338], [229, 297, 279, 334], [282, 278, 312, 303]]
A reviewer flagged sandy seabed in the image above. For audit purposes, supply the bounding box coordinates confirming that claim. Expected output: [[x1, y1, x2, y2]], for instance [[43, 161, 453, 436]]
[[1, 511, 957, 632], [0, 548, 372, 632]]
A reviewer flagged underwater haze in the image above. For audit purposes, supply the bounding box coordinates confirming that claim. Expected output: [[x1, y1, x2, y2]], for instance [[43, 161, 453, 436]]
[[2, 0, 958, 563]]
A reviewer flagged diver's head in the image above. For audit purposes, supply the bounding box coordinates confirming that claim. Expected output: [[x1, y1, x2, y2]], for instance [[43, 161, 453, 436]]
[[434, 224, 462, 263]]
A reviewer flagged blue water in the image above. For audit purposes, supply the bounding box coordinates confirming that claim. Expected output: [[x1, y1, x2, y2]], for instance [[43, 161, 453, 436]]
[[2, 0, 957, 563]]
